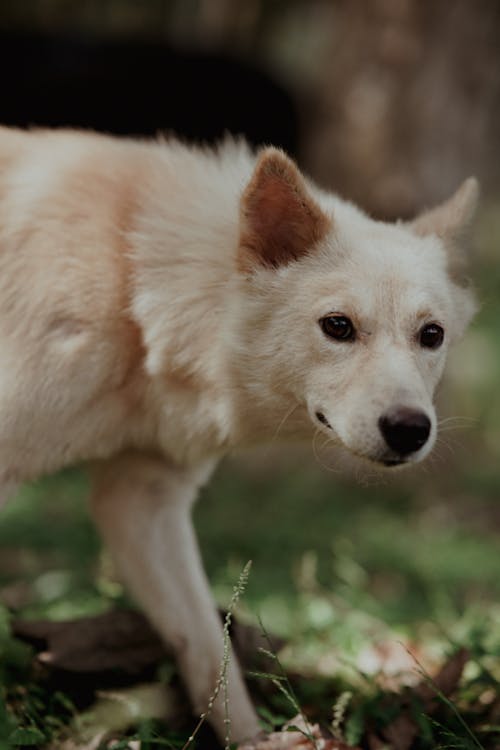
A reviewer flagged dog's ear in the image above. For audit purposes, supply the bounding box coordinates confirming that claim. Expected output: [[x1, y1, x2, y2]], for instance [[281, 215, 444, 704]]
[[410, 177, 479, 283], [411, 177, 479, 242], [239, 148, 331, 271]]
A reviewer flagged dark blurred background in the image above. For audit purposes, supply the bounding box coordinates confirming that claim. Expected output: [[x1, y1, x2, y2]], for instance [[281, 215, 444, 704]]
[[2, 0, 500, 218], [0, 0, 499, 724]]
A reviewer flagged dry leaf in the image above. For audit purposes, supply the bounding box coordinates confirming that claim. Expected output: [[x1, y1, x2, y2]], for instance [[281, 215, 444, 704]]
[[12, 608, 283, 676], [416, 647, 469, 703], [13, 610, 166, 675], [374, 648, 470, 750]]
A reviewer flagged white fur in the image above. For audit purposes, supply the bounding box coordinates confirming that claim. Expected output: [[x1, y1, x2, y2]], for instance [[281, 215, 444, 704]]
[[0, 126, 477, 743]]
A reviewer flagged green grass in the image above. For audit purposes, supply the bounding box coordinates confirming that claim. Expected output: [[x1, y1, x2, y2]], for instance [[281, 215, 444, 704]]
[[0, 453, 498, 748]]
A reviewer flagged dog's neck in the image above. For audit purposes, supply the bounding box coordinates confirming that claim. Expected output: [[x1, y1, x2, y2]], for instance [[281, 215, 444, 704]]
[[127, 151, 315, 462], [124, 146, 284, 461]]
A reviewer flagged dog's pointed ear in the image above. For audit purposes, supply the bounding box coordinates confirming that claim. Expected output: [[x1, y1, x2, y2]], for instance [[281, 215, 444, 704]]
[[411, 177, 479, 242], [239, 148, 331, 271], [410, 177, 479, 283]]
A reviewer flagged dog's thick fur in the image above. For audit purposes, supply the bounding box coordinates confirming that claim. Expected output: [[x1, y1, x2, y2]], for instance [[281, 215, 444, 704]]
[[0, 126, 478, 743]]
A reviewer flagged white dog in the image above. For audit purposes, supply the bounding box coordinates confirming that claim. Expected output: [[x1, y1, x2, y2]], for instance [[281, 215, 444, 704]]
[[0, 126, 478, 744]]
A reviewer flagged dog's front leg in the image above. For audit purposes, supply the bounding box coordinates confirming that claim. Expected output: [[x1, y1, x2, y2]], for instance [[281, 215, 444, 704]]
[[89, 451, 260, 744]]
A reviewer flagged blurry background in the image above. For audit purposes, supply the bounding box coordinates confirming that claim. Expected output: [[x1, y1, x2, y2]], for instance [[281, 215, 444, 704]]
[[0, 1, 499, 745]]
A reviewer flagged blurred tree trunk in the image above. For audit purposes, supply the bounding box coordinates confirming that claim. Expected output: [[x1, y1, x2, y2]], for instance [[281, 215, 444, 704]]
[[303, 0, 500, 219]]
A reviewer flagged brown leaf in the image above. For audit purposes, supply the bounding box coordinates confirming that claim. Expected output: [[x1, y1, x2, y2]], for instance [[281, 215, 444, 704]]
[[416, 647, 469, 703], [13, 610, 166, 674], [375, 648, 470, 750], [356, 640, 435, 691], [12, 607, 284, 676]]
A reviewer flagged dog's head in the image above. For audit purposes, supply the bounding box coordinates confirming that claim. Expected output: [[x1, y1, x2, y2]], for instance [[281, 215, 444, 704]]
[[235, 148, 478, 468]]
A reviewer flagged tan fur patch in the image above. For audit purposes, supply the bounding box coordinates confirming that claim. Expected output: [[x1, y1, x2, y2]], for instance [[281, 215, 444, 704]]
[[59, 146, 147, 401]]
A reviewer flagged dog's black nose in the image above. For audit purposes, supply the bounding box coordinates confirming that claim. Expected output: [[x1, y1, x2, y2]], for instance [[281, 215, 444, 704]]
[[378, 408, 431, 456]]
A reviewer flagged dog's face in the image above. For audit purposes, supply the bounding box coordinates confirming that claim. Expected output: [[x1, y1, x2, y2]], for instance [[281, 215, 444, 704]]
[[236, 149, 478, 468]]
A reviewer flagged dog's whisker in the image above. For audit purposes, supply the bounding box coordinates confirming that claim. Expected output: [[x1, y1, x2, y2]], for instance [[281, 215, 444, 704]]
[[438, 448, 454, 463], [438, 434, 466, 452], [438, 416, 478, 426], [434, 432, 470, 461], [311, 429, 340, 473], [318, 433, 337, 452], [315, 426, 342, 455], [431, 451, 450, 467], [271, 402, 300, 444]]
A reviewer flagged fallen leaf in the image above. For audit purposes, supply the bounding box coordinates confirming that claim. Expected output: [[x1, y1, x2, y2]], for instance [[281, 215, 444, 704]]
[[12, 610, 166, 675], [416, 647, 469, 703], [12, 608, 283, 677], [373, 648, 470, 750], [356, 639, 435, 690]]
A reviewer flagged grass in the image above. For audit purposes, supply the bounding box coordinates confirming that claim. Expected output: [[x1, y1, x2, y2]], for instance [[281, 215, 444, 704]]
[[0, 206, 499, 747]]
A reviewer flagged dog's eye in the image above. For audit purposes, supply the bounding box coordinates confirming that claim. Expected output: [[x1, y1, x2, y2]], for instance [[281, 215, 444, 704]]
[[419, 323, 444, 349], [320, 315, 356, 342]]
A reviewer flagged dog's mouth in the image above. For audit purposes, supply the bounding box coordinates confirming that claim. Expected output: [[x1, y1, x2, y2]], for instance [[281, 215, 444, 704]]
[[356, 451, 412, 470], [313, 410, 422, 469], [381, 457, 407, 468], [358, 451, 410, 469]]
